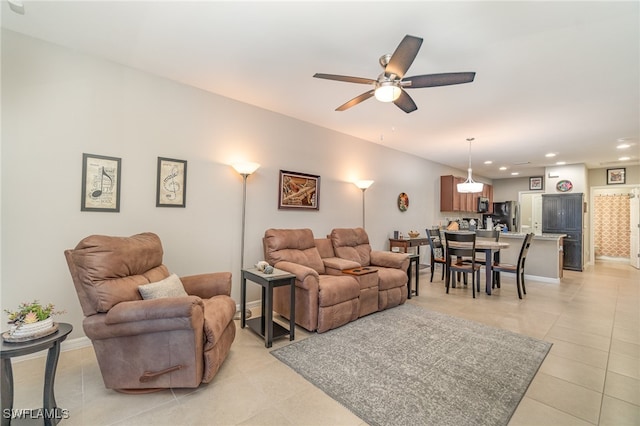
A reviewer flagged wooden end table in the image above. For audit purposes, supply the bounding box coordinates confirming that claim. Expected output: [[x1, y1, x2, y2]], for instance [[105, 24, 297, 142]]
[[1, 322, 73, 426], [389, 238, 429, 271], [241, 268, 295, 348]]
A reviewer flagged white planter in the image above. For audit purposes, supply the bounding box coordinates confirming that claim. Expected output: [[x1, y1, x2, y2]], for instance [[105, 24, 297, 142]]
[[10, 316, 54, 338]]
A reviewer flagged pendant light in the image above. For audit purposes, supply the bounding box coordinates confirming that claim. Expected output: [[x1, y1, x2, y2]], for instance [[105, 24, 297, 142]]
[[457, 137, 484, 193]]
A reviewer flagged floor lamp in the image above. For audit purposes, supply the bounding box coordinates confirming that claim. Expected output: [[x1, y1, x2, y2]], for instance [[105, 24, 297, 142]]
[[232, 162, 260, 319], [354, 180, 374, 229]]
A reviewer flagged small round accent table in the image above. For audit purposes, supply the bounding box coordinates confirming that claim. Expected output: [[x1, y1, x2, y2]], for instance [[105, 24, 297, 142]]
[[1, 322, 73, 426]]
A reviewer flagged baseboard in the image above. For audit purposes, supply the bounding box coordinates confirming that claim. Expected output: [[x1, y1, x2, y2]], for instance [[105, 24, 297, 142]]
[[237, 300, 261, 313], [524, 274, 560, 284], [11, 302, 263, 364], [10, 336, 92, 364]]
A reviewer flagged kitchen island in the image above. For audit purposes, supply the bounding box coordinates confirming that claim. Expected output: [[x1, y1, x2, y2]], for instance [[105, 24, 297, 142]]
[[498, 233, 566, 283]]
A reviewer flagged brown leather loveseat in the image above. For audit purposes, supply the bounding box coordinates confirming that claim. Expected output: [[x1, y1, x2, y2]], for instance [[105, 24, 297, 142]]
[[263, 228, 409, 334], [263, 228, 360, 333], [65, 232, 236, 392]]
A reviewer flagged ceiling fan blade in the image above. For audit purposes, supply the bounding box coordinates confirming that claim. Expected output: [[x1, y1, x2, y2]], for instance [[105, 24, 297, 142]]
[[314, 73, 376, 85], [385, 35, 423, 79], [403, 72, 476, 88], [393, 90, 418, 113], [335, 90, 375, 111]]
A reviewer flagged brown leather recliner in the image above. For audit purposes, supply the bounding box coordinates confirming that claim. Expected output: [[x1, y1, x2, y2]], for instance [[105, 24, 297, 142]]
[[64, 232, 236, 392], [330, 228, 409, 310]]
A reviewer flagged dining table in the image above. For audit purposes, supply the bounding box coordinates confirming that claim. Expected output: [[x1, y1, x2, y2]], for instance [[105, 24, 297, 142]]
[[447, 238, 510, 295]]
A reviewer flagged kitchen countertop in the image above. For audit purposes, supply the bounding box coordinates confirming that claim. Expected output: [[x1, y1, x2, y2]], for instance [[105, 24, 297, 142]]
[[498, 233, 565, 281], [500, 232, 566, 240]]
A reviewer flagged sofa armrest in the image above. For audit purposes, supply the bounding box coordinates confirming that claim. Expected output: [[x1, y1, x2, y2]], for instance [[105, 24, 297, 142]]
[[105, 296, 204, 324], [370, 250, 409, 269], [181, 272, 232, 298], [274, 261, 319, 291], [322, 257, 361, 275]]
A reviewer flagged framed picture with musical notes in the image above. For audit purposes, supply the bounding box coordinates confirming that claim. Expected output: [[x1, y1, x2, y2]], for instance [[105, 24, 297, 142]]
[[81, 153, 121, 212], [156, 157, 187, 207]]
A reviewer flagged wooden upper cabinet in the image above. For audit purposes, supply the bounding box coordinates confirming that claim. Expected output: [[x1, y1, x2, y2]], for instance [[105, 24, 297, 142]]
[[440, 175, 459, 211], [440, 175, 492, 212]]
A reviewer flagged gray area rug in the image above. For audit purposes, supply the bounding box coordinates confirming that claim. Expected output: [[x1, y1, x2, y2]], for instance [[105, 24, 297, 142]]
[[271, 303, 551, 426]]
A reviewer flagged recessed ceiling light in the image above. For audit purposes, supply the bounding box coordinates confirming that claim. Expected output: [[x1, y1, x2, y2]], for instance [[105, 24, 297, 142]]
[[556, 161, 566, 165], [484, 160, 493, 164], [619, 156, 631, 161], [499, 166, 507, 171], [617, 144, 631, 149], [545, 153, 556, 158], [511, 172, 519, 176]]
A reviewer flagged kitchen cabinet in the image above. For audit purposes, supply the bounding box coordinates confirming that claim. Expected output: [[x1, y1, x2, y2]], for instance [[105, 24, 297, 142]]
[[542, 193, 583, 271], [440, 175, 493, 213]]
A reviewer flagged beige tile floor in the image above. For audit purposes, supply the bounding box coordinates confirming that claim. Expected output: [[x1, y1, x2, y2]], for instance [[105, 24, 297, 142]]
[[6, 261, 639, 425]]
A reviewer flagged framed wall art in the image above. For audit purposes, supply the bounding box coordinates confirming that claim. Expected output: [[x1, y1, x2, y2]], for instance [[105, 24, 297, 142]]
[[156, 157, 187, 207], [606, 168, 625, 185], [529, 176, 544, 191], [81, 153, 121, 212], [278, 170, 320, 210]]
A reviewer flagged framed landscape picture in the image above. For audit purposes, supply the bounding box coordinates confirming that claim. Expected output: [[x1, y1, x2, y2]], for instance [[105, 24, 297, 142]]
[[81, 153, 121, 212], [606, 168, 625, 185], [156, 157, 187, 207], [529, 176, 544, 191], [278, 170, 320, 210]]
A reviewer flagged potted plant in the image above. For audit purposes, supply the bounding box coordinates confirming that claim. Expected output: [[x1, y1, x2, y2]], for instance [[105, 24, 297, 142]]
[[4, 300, 65, 339]]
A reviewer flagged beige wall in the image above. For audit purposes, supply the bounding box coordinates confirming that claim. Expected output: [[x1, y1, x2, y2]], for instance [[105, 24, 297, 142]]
[[589, 166, 640, 186], [1, 31, 470, 339]]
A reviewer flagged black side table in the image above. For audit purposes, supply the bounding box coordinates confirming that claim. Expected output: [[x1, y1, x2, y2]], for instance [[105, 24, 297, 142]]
[[407, 253, 420, 299], [241, 268, 295, 348], [1, 322, 73, 426]]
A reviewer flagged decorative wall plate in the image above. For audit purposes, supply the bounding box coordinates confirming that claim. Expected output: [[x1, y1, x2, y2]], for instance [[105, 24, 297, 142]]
[[556, 180, 573, 192], [397, 193, 409, 211]]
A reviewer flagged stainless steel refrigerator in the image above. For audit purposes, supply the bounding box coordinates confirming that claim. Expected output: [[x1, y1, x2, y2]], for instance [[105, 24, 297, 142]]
[[483, 201, 520, 232]]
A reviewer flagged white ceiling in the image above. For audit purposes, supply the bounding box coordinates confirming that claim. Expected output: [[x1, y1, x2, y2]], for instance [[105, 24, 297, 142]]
[[3, 1, 639, 179]]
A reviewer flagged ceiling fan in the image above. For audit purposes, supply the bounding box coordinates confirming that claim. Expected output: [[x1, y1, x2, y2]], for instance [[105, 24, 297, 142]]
[[313, 35, 475, 113]]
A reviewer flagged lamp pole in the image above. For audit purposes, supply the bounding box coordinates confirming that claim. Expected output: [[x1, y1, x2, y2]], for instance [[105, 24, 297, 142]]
[[239, 173, 249, 270], [232, 162, 260, 320], [232, 162, 260, 267], [361, 189, 366, 229], [354, 180, 374, 229]]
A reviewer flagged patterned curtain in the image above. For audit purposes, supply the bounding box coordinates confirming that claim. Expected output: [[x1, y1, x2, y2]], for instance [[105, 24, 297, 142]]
[[594, 194, 630, 258]]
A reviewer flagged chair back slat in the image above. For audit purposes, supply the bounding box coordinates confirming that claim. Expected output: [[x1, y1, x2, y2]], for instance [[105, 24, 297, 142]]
[[517, 233, 535, 270], [475, 229, 500, 242], [444, 232, 476, 258], [426, 229, 443, 257]]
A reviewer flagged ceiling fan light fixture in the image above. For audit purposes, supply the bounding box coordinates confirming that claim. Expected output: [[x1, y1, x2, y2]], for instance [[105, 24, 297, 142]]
[[457, 138, 484, 194], [374, 81, 401, 102]]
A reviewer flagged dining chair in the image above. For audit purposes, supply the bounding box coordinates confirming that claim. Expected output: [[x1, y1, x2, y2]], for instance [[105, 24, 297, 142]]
[[491, 233, 534, 299], [425, 229, 446, 282], [444, 232, 481, 298], [473, 229, 500, 267]]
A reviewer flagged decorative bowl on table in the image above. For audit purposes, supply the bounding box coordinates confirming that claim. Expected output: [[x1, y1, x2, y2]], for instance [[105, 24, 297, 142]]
[[3, 300, 64, 342], [407, 231, 420, 238]]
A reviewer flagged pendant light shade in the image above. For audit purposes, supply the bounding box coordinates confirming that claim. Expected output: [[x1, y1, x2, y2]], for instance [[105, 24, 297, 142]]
[[457, 138, 484, 194]]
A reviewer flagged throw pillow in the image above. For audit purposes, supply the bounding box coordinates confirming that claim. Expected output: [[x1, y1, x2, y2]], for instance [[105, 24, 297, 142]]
[[138, 273, 188, 299]]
